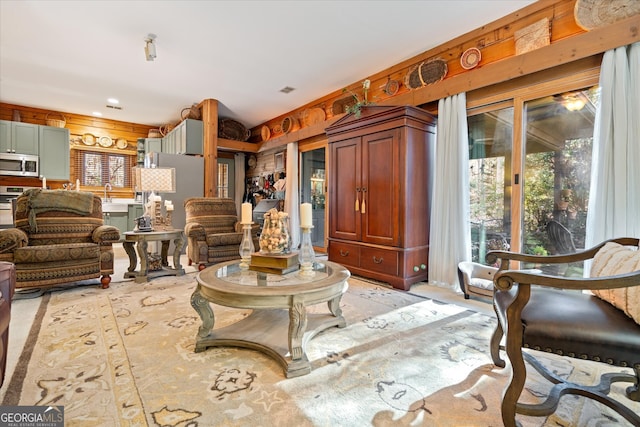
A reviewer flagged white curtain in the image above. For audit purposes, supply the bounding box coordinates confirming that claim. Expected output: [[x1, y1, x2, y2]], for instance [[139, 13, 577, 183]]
[[284, 142, 301, 248], [585, 42, 640, 248], [234, 152, 245, 216], [428, 93, 471, 290]]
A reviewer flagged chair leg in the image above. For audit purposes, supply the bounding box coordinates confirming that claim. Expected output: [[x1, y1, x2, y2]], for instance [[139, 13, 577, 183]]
[[491, 304, 505, 368], [627, 364, 640, 401], [502, 334, 527, 427], [100, 275, 111, 289]]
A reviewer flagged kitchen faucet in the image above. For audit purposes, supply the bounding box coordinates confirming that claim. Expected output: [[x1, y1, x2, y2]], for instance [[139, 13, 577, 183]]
[[104, 183, 112, 202]]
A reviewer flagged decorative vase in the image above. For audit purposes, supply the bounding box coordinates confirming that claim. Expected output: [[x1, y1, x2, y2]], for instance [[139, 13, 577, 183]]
[[259, 208, 291, 254]]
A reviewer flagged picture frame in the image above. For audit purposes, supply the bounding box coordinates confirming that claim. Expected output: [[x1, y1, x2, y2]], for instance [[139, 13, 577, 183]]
[[275, 152, 285, 170]]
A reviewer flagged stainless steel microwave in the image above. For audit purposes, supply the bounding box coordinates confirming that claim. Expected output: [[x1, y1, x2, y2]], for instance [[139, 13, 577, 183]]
[[0, 153, 39, 177]]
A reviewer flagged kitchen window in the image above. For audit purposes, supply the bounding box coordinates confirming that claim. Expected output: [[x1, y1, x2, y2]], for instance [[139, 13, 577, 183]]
[[73, 150, 134, 188]]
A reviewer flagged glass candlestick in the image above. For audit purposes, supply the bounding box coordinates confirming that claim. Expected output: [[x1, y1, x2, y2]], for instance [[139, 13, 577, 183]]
[[239, 223, 255, 270], [299, 225, 315, 276]]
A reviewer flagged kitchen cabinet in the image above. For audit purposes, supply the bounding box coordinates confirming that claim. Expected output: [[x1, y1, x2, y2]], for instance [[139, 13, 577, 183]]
[[38, 126, 70, 180], [135, 138, 161, 166], [103, 212, 129, 239], [0, 120, 39, 155], [128, 204, 144, 231], [161, 119, 203, 155], [145, 138, 162, 156], [326, 106, 436, 290]]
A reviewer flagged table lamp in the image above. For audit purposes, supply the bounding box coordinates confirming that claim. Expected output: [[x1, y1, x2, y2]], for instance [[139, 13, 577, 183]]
[[132, 166, 176, 230]]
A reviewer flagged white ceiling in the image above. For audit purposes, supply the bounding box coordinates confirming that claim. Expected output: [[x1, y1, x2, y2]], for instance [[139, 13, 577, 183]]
[[0, 0, 535, 128]]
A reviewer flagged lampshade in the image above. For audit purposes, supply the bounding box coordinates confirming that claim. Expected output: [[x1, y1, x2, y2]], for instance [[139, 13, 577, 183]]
[[133, 167, 176, 193]]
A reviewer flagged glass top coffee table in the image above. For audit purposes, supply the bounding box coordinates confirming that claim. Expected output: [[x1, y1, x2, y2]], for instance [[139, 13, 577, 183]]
[[191, 259, 350, 378]]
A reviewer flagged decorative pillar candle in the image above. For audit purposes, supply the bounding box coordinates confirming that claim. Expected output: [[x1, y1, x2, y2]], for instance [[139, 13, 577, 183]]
[[241, 202, 252, 224], [42, 177, 46, 189], [76, 179, 80, 191], [300, 203, 312, 227]]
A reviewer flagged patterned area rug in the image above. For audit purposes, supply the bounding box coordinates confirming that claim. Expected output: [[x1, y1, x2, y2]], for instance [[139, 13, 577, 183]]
[[2, 273, 638, 426]]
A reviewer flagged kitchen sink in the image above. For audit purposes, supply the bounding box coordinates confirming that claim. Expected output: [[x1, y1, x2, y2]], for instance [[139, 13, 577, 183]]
[[101, 202, 129, 213]]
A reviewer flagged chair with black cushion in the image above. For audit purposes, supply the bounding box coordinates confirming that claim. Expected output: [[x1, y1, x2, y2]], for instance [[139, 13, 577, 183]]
[[546, 220, 577, 254], [486, 237, 640, 427]]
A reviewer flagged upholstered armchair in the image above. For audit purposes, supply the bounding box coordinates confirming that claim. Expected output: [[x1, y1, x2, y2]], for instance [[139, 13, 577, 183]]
[[184, 197, 259, 270], [0, 189, 121, 289], [457, 261, 497, 300], [486, 237, 640, 427]]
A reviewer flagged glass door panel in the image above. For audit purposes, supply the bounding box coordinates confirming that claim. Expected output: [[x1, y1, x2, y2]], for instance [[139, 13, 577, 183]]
[[468, 106, 514, 263], [300, 148, 326, 250], [522, 86, 598, 275]]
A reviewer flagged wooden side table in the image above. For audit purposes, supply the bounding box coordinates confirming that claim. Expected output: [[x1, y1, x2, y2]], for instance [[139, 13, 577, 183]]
[[123, 230, 185, 283]]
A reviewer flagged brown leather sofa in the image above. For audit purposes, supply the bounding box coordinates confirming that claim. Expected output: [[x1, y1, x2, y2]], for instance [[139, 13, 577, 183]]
[[0, 261, 15, 388], [0, 189, 121, 289], [184, 198, 259, 270]]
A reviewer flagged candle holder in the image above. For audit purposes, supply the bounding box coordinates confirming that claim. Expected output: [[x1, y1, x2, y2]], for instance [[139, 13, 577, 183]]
[[299, 225, 315, 277], [239, 222, 255, 270], [164, 210, 173, 230]]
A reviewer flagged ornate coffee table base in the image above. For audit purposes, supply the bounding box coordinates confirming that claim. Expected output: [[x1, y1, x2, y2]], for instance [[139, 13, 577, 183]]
[[191, 286, 346, 378]]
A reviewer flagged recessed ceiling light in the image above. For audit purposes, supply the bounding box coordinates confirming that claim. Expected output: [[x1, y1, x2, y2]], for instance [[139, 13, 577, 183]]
[[93, 112, 103, 117], [107, 98, 119, 104], [280, 86, 295, 94]]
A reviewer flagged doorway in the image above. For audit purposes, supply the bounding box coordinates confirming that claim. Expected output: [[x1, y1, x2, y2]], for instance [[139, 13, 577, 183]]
[[299, 147, 326, 251]]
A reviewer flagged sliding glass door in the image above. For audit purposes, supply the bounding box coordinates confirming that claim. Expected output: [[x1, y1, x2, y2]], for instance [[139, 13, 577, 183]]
[[467, 69, 599, 274], [522, 87, 597, 274], [468, 105, 513, 263]]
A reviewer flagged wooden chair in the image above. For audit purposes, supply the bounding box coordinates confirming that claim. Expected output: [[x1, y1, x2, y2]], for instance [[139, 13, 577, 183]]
[[486, 237, 640, 427], [546, 220, 577, 254]]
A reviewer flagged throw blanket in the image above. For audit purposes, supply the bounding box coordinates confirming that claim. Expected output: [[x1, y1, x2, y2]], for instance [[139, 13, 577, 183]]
[[25, 189, 95, 231], [591, 241, 640, 325]]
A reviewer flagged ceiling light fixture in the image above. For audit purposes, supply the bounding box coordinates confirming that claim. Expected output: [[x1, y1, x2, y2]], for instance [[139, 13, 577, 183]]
[[563, 94, 586, 111], [145, 34, 157, 61], [280, 86, 295, 94]]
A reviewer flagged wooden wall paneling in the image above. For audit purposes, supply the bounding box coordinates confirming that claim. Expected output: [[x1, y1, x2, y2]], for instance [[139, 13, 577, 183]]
[[255, 0, 566, 141], [201, 99, 218, 197]]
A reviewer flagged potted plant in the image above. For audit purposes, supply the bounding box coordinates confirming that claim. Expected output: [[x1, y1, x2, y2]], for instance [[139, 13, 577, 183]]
[[343, 79, 373, 118]]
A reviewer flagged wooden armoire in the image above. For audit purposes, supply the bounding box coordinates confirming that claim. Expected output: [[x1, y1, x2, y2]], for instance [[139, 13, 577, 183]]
[[326, 105, 436, 290]]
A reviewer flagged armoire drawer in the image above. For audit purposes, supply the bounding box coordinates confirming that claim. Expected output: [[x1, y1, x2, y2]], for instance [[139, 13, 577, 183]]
[[360, 246, 399, 276], [329, 241, 360, 267]]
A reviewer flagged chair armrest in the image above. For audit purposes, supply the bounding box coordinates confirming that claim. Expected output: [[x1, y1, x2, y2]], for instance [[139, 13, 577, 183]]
[[185, 223, 206, 240], [0, 228, 28, 254], [92, 225, 121, 244], [493, 267, 640, 292], [487, 237, 639, 269]]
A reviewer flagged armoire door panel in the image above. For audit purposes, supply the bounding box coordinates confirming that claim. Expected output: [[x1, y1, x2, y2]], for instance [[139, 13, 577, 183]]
[[329, 138, 361, 241], [362, 130, 399, 246]]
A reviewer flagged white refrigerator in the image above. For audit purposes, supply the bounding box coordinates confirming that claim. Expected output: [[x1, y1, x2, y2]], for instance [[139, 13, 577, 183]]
[[146, 152, 204, 253]]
